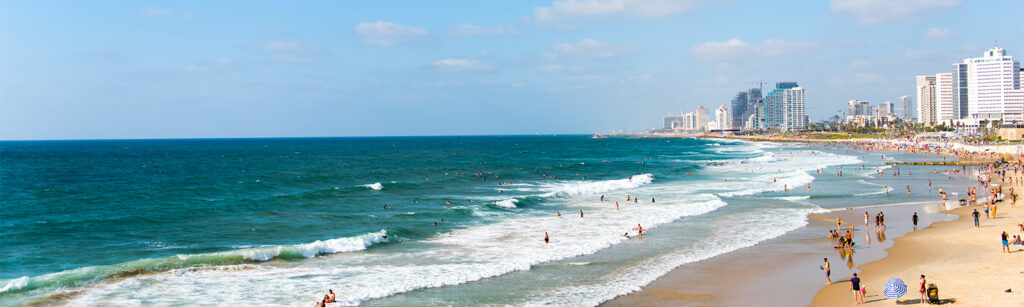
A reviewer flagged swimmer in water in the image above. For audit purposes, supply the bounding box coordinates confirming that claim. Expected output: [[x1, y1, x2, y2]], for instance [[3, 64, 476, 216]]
[[580, 210, 584, 218], [556, 212, 561, 217], [544, 232, 549, 244]]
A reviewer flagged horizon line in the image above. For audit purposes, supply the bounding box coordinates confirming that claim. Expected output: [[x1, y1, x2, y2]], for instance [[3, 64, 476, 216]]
[[0, 133, 608, 142]]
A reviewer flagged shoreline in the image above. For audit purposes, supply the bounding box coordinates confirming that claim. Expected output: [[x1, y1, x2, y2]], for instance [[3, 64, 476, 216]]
[[809, 170, 1024, 306], [607, 138, 1018, 306]]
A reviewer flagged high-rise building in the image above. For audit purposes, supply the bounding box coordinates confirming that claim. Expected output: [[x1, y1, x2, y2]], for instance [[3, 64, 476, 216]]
[[897, 95, 913, 120], [848, 100, 870, 116], [730, 91, 748, 129], [952, 63, 969, 119], [714, 103, 730, 130], [964, 46, 1024, 122], [781, 87, 806, 131], [916, 75, 937, 125], [695, 105, 709, 131], [765, 82, 798, 129], [876, 101, 893, 117], [936, 72, 955, 122]]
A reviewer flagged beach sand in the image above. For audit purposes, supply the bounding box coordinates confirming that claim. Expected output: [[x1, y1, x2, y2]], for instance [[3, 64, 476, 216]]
[[810, 196, 1024, 306], [604, 201, 957, 307]]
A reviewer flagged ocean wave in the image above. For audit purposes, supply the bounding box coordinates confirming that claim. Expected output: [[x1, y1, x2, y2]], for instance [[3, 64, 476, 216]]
[[362, 182, 383, 191], [538, 174, 654, 198], [62, 196, 727, 306], [525, 207, 815, 306], [0, 230, 388, 296], [0, 276, 28, 293], [493, 198, 519, 208]]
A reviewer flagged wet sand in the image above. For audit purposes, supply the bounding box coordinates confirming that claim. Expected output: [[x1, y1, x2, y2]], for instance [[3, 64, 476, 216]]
[[604, 201, 956, 307], [810, 181, 1024, 306]]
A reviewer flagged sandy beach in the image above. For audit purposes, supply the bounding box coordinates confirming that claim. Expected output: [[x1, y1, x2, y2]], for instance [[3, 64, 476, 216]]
[[810, 181, 1024, 306], [608, 139, 1024, 307]]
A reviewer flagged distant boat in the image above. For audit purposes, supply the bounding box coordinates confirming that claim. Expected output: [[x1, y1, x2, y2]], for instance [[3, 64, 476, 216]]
[[592, 134, 606, 139]]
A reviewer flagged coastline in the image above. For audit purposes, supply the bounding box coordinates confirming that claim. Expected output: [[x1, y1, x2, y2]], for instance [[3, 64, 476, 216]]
[[809, 172, 1024, 306], [607, 138, 1021, 306]]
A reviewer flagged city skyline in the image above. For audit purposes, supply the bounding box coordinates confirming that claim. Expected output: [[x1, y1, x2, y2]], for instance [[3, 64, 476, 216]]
[[1, 1, 1022, 140]]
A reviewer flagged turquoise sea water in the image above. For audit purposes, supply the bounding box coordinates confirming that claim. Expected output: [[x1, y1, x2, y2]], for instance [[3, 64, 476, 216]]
[[0, 136, 968, 306]]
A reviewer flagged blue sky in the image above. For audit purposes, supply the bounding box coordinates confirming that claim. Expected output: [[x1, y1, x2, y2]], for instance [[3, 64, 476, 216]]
[[1, 0, 1022, 140]]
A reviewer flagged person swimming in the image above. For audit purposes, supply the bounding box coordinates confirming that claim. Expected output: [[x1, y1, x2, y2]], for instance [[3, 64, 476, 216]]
[[328, 290, 336, 303], [544, 232, 549, 244]]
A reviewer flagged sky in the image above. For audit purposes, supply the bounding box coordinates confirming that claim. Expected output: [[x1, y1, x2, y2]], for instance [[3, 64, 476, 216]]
[[1, 0, 1022, 140]]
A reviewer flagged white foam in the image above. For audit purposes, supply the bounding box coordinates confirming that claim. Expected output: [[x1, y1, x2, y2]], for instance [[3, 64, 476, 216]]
[[363, 182, 383, 190], [66, 195, 725, 306], [537, 174, 654, 198], [524, 207, 815, 306], [0, 276, 28, 293], [494, 198, 519, 208]]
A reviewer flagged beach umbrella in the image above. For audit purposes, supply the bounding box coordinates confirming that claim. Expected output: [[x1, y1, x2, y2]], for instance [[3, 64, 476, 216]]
[[883, 278, 907, 299]]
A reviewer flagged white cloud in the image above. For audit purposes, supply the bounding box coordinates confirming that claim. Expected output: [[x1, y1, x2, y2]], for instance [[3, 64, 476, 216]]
[[692, 38, 751, 60], [924, 27, 952, 39], [447, 24, 517, 37], [432, 58, 494, 71], [355, 21, 428, 46], [552, 39, 637, 58], [829, 0, 961, 24], [528, 0, 701, 28], [692, 38, 818, 60]]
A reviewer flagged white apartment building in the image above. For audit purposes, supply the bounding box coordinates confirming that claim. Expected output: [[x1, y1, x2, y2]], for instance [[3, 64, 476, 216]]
[[781, 87, 806, 131], [916, 75, 937, 125], [714, 103, 731, 130], [965, 46, 1024, 122], [935, 72, 955, 121]]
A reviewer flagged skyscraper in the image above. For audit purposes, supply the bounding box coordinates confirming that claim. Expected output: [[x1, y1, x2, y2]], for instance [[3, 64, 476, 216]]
[[714, 103, 730, 130], [952, 63, 969, 119], [897, 95, 913, 120], [781, 87, 806, 131], [765, 82, 798, 129], [916, 75, 937, 125], [936, 72, 955, 122], [964, 46, 1024, 122], [848, 100, 870, 116], [695, 105, 710, 131], [730, 91, 748, 130]]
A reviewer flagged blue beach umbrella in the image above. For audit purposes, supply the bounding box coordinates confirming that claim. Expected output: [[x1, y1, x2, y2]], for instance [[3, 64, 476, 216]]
[[883, 278, 907, 299]]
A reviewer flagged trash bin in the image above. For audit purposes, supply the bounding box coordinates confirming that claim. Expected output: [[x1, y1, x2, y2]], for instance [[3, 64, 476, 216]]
[[927, 283, 939, 304]]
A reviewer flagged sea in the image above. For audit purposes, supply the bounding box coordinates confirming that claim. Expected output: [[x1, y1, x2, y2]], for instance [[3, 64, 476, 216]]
[[0, 136, 972, 306]]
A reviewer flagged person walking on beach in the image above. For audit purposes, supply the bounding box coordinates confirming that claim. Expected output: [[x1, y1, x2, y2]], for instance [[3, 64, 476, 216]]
[[1003, 231, 1011, 253], [972, 209, 980, 227], [851, 273, 863, 304], [822, 258, 831, 284], [912, 212, 919, 230], [919, 275, 927, 303]]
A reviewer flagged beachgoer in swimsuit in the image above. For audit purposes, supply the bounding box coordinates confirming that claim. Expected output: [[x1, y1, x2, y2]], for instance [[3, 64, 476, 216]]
[[544, 232, 550, 244]]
